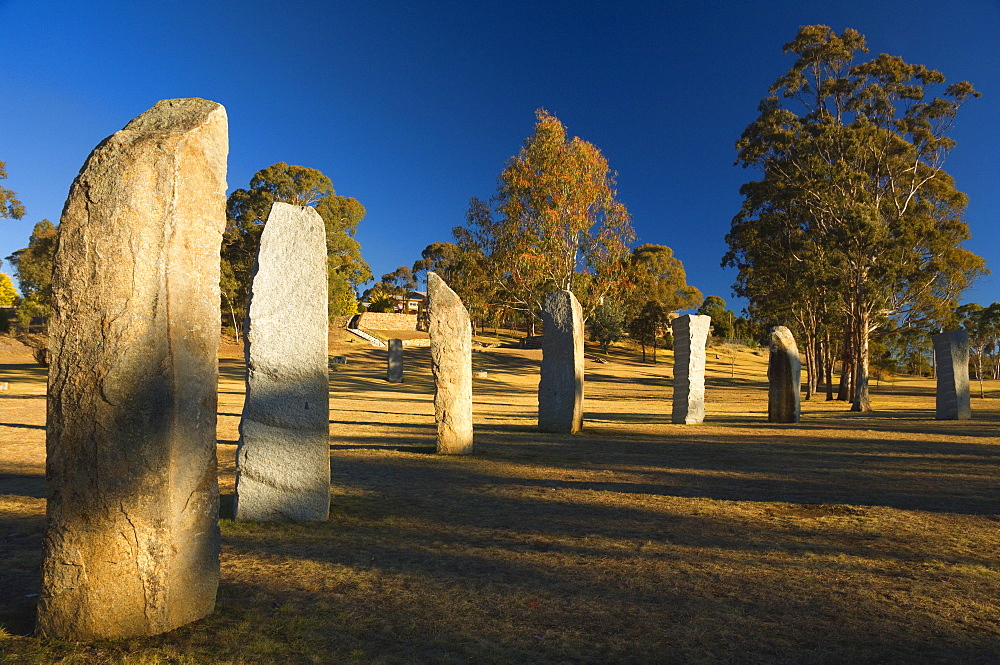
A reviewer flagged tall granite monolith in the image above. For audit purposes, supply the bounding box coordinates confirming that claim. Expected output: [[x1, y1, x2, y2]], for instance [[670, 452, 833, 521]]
[[39, 99, 227, 640], [427, 272, 473, 454], [671, 314, 711, 424], [538, 290, 584, 433], [768, 326, 801, 423], [387, 339, 403, 382], [235, 202, 330, 522], [932, 329, 971, 420]]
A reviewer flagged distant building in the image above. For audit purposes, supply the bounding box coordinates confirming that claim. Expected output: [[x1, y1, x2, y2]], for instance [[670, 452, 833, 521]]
[[395, 291, 426, 314], [360, 291, 426, 314]]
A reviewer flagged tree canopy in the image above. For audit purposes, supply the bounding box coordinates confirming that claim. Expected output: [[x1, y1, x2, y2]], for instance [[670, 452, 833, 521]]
[[413, 239, 494, 329], [222, 162, 372, 325], [6, 219, 57, 301], [696, 295, 735, 339], [376, 266, 417, 297], [0, 161, 25, 221], [626, 244, 702, 317], [0, 272, 16, 307], [953, 302, 1000, 396], [725, 25, 984, 411], [5, 219, 57, 331], [463, 109, 635, 319]]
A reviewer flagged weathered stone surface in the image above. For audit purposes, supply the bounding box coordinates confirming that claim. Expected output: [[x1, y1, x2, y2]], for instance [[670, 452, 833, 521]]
[[427, 272, 473, 454], [933, 329, 971, 420], [387, 339, 404, 382], [538, 290, 584, 433], [671, 315, 711, 424], [39, 99, 227, 640], [768, 326, 801, 423], [235, 202, 330, 522]]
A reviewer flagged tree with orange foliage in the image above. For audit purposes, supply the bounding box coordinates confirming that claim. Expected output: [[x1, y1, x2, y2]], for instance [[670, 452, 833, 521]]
[[463, 110, 635, 322]]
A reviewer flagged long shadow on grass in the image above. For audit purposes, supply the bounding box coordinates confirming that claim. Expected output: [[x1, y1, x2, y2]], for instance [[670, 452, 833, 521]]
[[0, 422, 45, 430], [0, 506, 44, 636], [0, 472, 46, 498], [332, 422, 1000, 516], [216, 449, 1000, 663]]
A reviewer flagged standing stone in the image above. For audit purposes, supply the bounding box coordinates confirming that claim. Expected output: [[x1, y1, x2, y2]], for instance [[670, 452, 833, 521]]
[[671, 314, 711, 424], [932, 329, 971, 420], [235, 202, 330, 522], [387, 339, 403, 382], [428, 272, 473, 454], [538, 290, 584, 433], [39, 99, 227, 640], [768, 326, 801, 423]]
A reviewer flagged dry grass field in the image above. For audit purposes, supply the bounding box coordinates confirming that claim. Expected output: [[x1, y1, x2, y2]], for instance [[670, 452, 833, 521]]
[[1, 331, 998, 664]]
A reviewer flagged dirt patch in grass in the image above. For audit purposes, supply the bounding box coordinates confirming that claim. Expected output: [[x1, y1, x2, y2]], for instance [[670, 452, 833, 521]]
[[1, 337, 998, 663]]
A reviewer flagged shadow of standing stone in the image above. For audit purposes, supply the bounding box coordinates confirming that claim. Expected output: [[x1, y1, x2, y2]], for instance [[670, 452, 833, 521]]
[[538, 290, 584, 433], [932, 329, 971, 420], [39, 99, 227, 640], [428, 272, 473, 454], [768, 326, 801, 423], [671, 314, 711, 424], [235, 202, 331, 522]]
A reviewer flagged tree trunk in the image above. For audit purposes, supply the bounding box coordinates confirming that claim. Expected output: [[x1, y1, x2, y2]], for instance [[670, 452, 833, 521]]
[[803, 332, 816, 400], [850, 312, 872, 412], [814, 338, 824, 398], [824, 332, 834, 401], [837, 324, 853, 401], [222, 292, 241, 344], [976, 352, 985, 398]]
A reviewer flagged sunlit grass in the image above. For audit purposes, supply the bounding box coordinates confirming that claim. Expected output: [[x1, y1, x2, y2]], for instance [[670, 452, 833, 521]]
[[0, 337, 998, 663]]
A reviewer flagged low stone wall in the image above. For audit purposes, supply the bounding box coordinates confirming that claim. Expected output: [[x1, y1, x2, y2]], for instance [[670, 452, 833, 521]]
[[329, 314, 354, 330], [356, 312, 418, 331]]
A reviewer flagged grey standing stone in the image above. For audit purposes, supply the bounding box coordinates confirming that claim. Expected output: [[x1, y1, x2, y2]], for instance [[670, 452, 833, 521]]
[[235, 202, 330, 522], [427, 272, 473, 454], [387, 339, 403, 382], [671, 314, 711, 424], [932, 329, 971, 420], [768, 326, 801, 423], [538, 290, 584, 433], [39, 99, 227, 640]]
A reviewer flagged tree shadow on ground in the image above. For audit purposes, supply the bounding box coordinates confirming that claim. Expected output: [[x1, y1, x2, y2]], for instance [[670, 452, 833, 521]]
[[354, 419, 1000, 516], [0, 472, 45, 499], [199, 439, 1000, 664]]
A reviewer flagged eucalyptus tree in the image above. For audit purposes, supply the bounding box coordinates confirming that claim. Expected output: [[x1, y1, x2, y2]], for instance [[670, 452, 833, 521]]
[[378, 266, 417, 296], [0, 160, 25, 221], [412, 242, 463, 290], [626, 244, 701, 316], [414, 239, 495, 331], [222, 162, 372, 326], [6, 219, 57, 330], [724, 202, 842, 400], [628, 300, 669, 363], [0, 273, 16, 311], [464, 109, 635, 324], [727, 25, 985, 411], [954, 302, 1000, 396]]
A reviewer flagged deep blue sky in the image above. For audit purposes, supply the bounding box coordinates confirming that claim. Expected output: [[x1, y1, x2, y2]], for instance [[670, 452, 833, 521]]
[[2, 0, 998, 313]]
